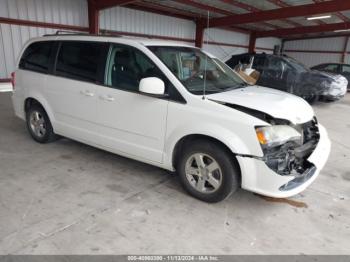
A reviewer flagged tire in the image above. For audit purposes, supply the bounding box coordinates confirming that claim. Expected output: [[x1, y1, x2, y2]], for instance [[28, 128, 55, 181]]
[[303, 93, 319, 104], [26, 104, 59, 143], [177, 139, 240, 203], [301, 87, 319, 104]]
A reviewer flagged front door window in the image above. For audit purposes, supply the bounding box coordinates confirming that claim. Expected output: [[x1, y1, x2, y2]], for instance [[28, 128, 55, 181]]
[[105, 45, 168, 93]]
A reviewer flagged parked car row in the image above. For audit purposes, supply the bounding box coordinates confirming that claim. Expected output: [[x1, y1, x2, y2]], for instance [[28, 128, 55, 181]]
[[11, 35, 331, 202], [225, 53, 348, 103]]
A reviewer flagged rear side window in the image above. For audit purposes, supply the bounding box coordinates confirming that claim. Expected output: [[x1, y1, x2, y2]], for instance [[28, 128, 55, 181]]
[[323, 64, 339, 73], [19, 41, 53, 73], [55, 41, 103, 83], [342, 65, 350, 73]]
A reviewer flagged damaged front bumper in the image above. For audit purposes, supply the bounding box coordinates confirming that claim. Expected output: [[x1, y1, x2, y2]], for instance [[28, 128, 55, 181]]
[[236, 124, 331, 198]]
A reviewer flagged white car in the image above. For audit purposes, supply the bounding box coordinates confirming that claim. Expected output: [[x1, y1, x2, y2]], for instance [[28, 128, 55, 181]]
[[11, 34, 331, 202]]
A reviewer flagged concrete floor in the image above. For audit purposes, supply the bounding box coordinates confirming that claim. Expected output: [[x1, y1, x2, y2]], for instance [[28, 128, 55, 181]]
[[0, 92, 349, 255]]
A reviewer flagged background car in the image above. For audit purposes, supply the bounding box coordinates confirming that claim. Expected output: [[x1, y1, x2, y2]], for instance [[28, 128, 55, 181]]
[[226, 53, 347, 103], [311, 63, 350, 90]]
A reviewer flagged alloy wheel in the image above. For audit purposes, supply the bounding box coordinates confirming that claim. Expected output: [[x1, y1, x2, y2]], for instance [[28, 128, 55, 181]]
[[185, 153, 222, 194], [29, 111, 46, 138]]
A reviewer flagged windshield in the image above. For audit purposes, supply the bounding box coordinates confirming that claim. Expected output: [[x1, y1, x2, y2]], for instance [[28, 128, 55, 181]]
[[283, 56, 309, 72], [148, 46, 246, 94]]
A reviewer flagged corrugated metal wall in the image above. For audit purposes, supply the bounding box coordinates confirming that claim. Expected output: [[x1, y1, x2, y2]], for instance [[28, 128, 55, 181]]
[[203, 28, 248, 61], [256, 37, 281, 53], [100, 6, 195, 42], [284, 37, 348, 67], [0, 1, 280, 78], [0, 0, 88, 78], [0, 0, 88, 25]]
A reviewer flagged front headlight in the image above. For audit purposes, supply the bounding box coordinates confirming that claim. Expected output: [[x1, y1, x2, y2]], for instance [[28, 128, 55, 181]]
[[255, 125, 302, 148]]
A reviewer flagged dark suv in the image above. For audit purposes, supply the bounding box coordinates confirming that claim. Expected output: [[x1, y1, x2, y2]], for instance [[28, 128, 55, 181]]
[[226, 53, 347, 103]]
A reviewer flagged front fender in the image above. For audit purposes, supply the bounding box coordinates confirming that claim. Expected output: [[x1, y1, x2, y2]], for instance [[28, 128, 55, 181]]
[[163, 122, 263, 170]]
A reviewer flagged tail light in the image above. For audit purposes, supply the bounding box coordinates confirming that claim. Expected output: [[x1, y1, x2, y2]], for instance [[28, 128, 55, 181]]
[[11, 72, 15, 90]]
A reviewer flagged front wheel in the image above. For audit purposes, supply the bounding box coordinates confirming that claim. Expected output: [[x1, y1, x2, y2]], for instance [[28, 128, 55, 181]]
[[301, 88, 319, 104], [177, 140, 240, 203], [303, 93, 319, 104]]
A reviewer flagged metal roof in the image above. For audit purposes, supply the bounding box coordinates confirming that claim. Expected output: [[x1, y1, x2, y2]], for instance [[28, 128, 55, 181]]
[[99, 0, 350, 39]]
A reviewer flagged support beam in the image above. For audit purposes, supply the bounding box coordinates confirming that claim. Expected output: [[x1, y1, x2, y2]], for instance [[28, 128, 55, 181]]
[[342, 36, 349, 63], [220, 0, 300, 28], [195, 20, 205, 48], [313, 0, 350, 23], [256, 22, 350, 38], [209, 0, 350, 28], [248, 32, 256, 53], [267, 0, 324, 26]]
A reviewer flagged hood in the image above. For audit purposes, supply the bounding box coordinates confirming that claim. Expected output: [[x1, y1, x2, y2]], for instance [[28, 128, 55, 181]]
[[311, 70, 337, 79], [207, 86, 314, 125], [308, 70, 344, 82]]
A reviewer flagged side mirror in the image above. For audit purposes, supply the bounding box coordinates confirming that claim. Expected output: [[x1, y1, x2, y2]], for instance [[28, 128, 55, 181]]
[[139, 77, 165, 96]]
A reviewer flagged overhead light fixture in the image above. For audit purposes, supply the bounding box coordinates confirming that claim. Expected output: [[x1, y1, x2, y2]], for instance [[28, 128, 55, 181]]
[[334, 29, 350, 33], [307, 15, 331, 20]]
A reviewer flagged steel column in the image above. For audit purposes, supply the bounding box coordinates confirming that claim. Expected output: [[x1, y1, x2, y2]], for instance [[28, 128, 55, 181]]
[[248, 32, 256, 53], [88, 0, 99, 34], [342, 36, 349, 63]]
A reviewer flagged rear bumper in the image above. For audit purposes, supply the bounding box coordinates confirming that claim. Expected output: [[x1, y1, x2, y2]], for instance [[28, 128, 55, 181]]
[[11, 91, 25, 120], [237, 124, 331, 198]]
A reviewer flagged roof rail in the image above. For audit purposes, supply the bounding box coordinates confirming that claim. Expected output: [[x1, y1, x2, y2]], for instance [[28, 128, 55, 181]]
[[43, 30, 89, 37], [43, 30, 123, 38], [55, 30, 88, 35], [99, 30, 122, 37]]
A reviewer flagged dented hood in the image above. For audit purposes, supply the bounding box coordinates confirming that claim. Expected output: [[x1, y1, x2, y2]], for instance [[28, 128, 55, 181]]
[[207, 85, 314, 125]]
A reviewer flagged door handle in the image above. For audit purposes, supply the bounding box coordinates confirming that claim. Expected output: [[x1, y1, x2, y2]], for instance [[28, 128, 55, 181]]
[[80, 90, 94, 97], [99, 95, 115, 102]]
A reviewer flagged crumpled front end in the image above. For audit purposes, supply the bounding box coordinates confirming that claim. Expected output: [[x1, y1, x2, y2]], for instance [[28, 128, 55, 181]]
[[237, 119, 331, 198]]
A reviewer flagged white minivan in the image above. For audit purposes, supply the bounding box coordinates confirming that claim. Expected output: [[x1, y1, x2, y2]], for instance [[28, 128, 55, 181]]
[[11, 33, 331, 202]]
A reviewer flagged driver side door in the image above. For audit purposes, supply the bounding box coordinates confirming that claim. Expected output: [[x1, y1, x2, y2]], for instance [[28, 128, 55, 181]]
[[95, 44, 169, 164]]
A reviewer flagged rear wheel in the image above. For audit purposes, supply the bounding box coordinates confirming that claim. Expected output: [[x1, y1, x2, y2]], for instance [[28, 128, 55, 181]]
[[177, 140, 240, 203], [26, 104, 58, 143]]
